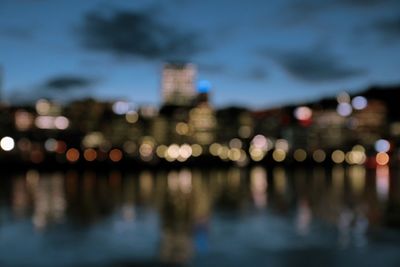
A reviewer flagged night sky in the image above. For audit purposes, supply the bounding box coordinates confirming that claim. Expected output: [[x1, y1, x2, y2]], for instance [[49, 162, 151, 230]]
[[1, 0, 400, 108]]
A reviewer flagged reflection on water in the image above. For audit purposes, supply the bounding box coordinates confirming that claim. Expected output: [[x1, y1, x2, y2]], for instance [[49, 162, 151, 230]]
[[1, 166, 400, 266]]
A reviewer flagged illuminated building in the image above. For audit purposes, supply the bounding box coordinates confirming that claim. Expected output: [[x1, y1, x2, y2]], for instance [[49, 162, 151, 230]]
[[188, 81, 216, 145], [310, 109, 348, 149], [353, 100, 387, 146], [189, 105, 216, 145], [161, 63, 196, 106]]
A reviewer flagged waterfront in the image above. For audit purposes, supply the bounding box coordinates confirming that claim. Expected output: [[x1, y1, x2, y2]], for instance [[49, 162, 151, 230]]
[[1, 166, 400, 266]]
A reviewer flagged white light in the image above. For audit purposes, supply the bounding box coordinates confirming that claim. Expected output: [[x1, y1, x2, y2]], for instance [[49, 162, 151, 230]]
[[112, 101, 130, 115], [35, 116, 55, 129], [375, 139, 390, 153], [251, 135, 268, 149], [351, 96, 367, 110], [337, 103, 352, 117], [0, 136, 15, 151], [54, 116, 69, 130], [44, 138, 57, 152], [294, 106, 312, 121]]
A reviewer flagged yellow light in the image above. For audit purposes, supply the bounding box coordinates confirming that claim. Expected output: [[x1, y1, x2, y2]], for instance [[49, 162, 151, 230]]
[[250, 147, 264, 161], [352, 145, 365, 153], [35, 99, 51, 115], [228, 148, 241, 161], [218, 146, 229, 160], [293, 149, 307, 162], [209, 143, 221, 156], [272, 149, 286, 162], [348, 166, 366, 195], [156, 145, 168, 158], [191, 144, 202, 157], [176, 122, 189, 135], [331, 150, 345, 164], [312, 149, 326, 163], [125, 110, 138, 123], [349, 151, 366, 165]]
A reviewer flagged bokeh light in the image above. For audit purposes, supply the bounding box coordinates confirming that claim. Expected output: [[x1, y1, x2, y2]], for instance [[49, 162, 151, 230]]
[[0, 136, 15, 151]]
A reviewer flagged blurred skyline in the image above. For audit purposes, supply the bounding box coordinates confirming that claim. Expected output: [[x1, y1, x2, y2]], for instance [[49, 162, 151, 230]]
[[1, 0, 400, 108]]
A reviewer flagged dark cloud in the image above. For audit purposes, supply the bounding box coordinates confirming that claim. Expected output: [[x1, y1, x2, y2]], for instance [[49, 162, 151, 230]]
[[286, 0, 399, 22], [198, 63, 227, 74], [246, 66, 268, 81], [373, 17, 400, 41], [338, 0, 400, 7], [45, 76, 94, 90], [267, 49, 365, 82], [77, 9, 201, 60], [338, 0, 384, 6]]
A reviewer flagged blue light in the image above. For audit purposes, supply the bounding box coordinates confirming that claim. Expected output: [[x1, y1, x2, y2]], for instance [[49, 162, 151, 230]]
[[197, 80, 211, 93]]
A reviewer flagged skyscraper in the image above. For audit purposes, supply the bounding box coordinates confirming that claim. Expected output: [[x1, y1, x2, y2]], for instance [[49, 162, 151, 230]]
[[161, 63, 196, 106]]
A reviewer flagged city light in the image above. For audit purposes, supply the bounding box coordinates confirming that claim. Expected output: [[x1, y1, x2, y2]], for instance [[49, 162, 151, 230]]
[[312, 149, 326, 163], [112, 101, 130, 115], [351, 96, 368, 110], [66, 148, 80, 162], [83, 148, 97, 161], [0, 136, 15, 151], [331, 150, 345, 164], [376, 152, 389, 165], [337, 103, 352, 117], [125, 110, 139, 123], [294, 106, 312, 121], [109, 149, 123, 162], [1, 2, 400, 266], [272, 149, 286, 162], [375, 139, 390, 153], [293, 149, 307, 162]]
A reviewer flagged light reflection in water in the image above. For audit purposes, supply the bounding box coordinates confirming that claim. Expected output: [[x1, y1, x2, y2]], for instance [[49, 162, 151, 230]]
[[250, 166, 267, 208], [1, 165, 399, 266], [376, 165, 389, 203]]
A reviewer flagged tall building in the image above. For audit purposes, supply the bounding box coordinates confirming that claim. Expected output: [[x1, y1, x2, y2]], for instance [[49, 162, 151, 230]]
[[161, 63, 196, 106]]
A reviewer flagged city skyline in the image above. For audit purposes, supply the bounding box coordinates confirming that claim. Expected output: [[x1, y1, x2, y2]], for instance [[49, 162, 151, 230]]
[[1, 0, 400, 108]]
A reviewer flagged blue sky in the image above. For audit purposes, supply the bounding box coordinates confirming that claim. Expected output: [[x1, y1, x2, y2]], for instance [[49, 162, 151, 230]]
[[1, 0, 400, 108]]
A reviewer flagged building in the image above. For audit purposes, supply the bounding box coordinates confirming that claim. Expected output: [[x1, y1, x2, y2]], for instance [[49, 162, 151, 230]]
[[161, 63, 196, 106]]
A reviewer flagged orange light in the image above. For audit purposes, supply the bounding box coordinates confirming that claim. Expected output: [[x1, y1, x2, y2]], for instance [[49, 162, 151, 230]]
[[376, 152, 389, 166], [109, 149, 123, 162], [66, 148, 80, 162], [84, 148, 97, 161]]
